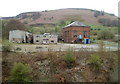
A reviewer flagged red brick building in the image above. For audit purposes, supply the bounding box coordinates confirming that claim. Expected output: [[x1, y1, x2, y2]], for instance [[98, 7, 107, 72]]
[[62, 21, 90, 44]]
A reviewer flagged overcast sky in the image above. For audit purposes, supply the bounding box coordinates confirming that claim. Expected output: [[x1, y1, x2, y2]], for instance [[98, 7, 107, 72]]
[[0, 0, 119, 17]]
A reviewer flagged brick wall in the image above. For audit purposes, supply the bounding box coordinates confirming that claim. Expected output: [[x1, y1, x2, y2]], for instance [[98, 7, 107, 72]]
[[62, 26, 90, 43]]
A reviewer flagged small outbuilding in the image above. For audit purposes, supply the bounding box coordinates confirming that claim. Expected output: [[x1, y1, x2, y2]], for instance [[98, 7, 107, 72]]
[[62, 21, 91, 44]]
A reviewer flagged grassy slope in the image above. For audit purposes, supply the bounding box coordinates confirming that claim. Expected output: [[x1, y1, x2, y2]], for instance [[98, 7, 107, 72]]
[[16, 8, 118, 26]]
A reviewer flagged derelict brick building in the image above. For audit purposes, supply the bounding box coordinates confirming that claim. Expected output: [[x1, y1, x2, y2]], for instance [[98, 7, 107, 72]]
[[62, 21, 90, 44], [33, 33, 58, 44]]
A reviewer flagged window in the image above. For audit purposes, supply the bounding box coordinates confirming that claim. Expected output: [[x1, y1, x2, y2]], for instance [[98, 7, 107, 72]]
[[73, 30, 77, 33], [73, 30, 77, 38], [84, 31, 87, 37], [36, 40, 39, 42], [51, 40, 54, 43], [43, 35, 46, 37], [73, 35, 77, 37], [36, 36, 40, 37]]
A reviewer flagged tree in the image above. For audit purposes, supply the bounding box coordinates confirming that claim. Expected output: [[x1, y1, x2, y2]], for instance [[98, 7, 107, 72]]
[[10, 63, 32, 82], [58, 20, 66, 26], [97, 29, 114, 40], [3, 19, 27, 39]]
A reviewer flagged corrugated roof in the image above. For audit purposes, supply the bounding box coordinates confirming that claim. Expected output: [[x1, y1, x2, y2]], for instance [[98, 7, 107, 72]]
[[64, 21, 88, 28]]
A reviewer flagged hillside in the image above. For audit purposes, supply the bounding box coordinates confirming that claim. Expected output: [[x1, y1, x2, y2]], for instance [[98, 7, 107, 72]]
[[2, 8, 118, 26]]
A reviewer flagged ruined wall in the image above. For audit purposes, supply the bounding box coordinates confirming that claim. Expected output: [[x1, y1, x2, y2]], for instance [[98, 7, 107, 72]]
[[9, 30, 26, 43], [33, 34, 58, 44]]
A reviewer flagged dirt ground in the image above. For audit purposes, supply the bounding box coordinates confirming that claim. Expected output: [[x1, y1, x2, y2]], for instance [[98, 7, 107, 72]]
[[1, 50, 118, 82]]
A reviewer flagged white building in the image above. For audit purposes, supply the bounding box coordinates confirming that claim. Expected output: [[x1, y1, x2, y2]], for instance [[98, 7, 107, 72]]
[[9, 30, 32, 43]]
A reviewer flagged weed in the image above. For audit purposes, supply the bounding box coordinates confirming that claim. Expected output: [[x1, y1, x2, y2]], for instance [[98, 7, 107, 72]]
[[64, 48, 76, 68], [87, 54, 102, 71]]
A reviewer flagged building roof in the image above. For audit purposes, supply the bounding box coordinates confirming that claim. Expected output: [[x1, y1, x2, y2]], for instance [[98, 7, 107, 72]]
[[64, 21, 88, 28]]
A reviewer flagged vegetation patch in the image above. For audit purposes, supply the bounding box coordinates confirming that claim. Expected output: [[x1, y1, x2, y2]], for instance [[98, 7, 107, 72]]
[[64, 48, 76, 68], [2, 39, 14, 52], [10, 62, 32, 82], [87, 54, 103, 72]]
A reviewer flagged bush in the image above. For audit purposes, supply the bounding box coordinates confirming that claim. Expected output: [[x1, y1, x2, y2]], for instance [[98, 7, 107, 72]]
[[87, 54, 102, 71], [97, 30, 114, 40], [2, 40, 14, 52], [10, 63, 32, 82], [64, 48, 76, 64]]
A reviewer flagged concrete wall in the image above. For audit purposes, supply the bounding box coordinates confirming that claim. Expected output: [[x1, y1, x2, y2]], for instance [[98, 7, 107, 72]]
[[33, 34, 58, 44], [9, 30, 26, 43], [33, 35, 43, 44]]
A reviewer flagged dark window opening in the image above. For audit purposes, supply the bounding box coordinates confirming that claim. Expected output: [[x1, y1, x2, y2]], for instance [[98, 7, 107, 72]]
[[73, 35, 77, 37], [73, 30, 77, 38], [36, 40, 39, 42], [43, 35, 46, 37], [84, 31, 87, 37], [36, 36, 40, 37], [79, 39, 82, 43], [51, 40, 54, 42]]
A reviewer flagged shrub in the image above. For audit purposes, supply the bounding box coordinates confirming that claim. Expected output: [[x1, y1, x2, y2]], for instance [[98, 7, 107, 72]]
[[2, 40, 14, 52], [97, 29, 114, 40], [64, 48, 76, 64], [87, 54, 102, 71], [10, 63, 32, 82]]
